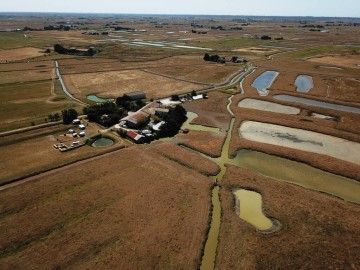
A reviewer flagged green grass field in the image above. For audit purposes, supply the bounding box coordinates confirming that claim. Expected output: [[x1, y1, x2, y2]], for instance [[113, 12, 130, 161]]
[[0, 32, 55, 50]]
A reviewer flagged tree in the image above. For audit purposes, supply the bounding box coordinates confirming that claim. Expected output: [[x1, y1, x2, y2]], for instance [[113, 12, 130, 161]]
[[203, 53, 210, 61], [171, 94, 180, 101], [191, 90, 197, 97], [158, 119, 180, 137], [62, 109, 78, 124], [54, 44, 66, 54]]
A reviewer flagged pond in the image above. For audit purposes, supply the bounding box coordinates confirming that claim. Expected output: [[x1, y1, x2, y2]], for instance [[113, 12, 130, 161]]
[[229, 150, 360, 204], [92, 138, 114, 147], [251, 71, 279, 96], [87, 95, 114, 103], [239, 121, 360, 165], [295, 75, 313, 93], [238, 98, 300, 114], [233, 189, 273, 231], [273, 95, 360, 114]]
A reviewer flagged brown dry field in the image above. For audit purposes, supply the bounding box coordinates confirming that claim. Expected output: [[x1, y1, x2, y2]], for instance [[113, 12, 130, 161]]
[[177, 130, 226, 158], [0, 146, 212, 270], [0, 47, 44, 63], [28, 30, 103, 45], [0, 69, 52, 84], [63, 69, 205, 100], [325, 77, 360, 103], [183, 91, 231, 130], [233, 46, 279, 55], [148, 64, 242, 84], [0, 125, 126, 184], [152, 142, 220, 175], [216, 166, 360, 270], [255, 57, 360, 78], [58, 54, 224, 76], [58, 57, 119, 67], [229, 95, 360, 181], [308, 55, 360, 69], [0, 60, 53, 72]]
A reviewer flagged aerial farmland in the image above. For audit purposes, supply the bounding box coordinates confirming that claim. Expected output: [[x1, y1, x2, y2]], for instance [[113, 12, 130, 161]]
[[0, 6, 359, 270]]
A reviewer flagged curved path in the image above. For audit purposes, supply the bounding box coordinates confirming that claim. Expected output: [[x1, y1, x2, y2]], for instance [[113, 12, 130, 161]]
[[55, 60, 88, 106]]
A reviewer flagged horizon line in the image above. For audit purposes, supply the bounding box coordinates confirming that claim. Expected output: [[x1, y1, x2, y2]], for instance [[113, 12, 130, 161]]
[[0, 11, 359, 19]]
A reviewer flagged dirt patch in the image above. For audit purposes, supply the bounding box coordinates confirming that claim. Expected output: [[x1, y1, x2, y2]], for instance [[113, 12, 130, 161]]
[[0, 47, 44, 63], [216, 166, 360, 269], [0, 147, 212, 270]]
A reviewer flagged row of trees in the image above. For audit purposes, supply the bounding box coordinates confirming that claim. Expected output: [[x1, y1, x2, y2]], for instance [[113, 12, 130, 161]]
[[54, 44, 97, 56], [83, 102, 125, 127], [204, 53, 246, 63], [115, 97, 146, 112]]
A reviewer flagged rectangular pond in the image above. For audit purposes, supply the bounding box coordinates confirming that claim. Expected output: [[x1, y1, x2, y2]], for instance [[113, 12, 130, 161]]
[[239, 121, 360, 165], [251, 71, 279, 96], [273, 95, 360, 114]]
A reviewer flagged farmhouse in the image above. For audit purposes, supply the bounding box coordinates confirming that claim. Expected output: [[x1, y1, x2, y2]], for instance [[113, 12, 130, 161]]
[[124, 91, 146, 101], [122, 111, 150, 128]]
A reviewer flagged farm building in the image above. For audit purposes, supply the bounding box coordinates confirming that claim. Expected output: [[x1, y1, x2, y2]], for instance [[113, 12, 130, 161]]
[[122, 111, 150, 128], [124, 91, 146, 101], [126, 130, 146, 143], [154, 108, 169, 117]]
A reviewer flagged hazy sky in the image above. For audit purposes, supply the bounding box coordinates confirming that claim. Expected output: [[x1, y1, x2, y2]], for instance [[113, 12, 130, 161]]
[[0, 0, 359, 17]]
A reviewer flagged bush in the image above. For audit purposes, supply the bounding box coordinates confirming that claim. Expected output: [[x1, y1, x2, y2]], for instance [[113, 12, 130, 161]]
[[61, 109, 78, 124]]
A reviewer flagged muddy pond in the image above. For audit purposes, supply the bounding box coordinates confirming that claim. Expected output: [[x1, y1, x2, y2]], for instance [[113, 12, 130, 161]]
[[87, 95, 114, 103]]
